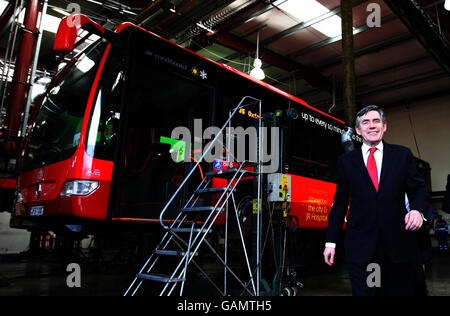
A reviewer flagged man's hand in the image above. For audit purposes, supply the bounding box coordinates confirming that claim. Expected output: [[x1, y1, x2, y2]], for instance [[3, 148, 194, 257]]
[[323, 247, 335, 266], [405, 210, 423, 231]]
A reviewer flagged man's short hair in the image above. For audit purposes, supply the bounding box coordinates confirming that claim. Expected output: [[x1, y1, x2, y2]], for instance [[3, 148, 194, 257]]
[[355, 105, 386, 128]]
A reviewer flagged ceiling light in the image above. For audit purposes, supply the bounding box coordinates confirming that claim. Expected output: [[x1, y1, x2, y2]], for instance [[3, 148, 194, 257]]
[[445, 0, 450, 11], [123, 9, 137, 15], [8, 0, 61, 34], [196, 22, 214, 33], [40, 12, 62, 33], [250, 58, 265, 80], [51, 7, 71, 16], [86, 0, 103, 5], [274, 0, 353, 38], [0, 0, 8, 14], [250, 32, 265, 80]]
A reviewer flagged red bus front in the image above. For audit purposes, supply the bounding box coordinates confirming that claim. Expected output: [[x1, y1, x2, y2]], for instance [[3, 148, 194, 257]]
[[14, 39, 116, 223]]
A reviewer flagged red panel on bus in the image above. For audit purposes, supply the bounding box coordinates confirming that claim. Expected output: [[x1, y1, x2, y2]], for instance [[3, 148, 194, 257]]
[[288, 174, 336, 229]]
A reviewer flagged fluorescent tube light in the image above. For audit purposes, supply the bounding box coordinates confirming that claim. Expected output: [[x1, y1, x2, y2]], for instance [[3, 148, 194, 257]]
[[274, 0, 353, 38], [51, 7, 71, 16], [0, 0, 8, 15], [196, 22, 214, 33], [9, 1, 62, 34], [86, 0, 103, 5]]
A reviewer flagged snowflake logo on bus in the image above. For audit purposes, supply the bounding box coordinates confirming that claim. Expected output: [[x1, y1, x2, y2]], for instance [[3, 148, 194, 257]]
[[199, 70, 208, 80], [191, 67, 207, 80]]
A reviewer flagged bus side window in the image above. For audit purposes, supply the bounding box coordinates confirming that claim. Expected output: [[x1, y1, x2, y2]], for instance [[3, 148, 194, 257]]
[[286, 117, 340, 181]]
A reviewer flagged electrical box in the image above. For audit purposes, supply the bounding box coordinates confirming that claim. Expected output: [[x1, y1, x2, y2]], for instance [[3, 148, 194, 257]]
[[267, 173, 291, 202]]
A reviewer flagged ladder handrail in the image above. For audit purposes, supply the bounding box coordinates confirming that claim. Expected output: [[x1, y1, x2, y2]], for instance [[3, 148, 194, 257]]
[[161, 165, 256, 296], [158, 96, 261, 227], [125, 95, 264, 297]]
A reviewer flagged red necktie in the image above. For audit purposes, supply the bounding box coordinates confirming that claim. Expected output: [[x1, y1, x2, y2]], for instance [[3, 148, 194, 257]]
[[367, 147, 378, 191]]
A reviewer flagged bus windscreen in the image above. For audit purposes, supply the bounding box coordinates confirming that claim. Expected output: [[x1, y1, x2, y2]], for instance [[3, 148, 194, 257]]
[[23, 41, 107, 171]]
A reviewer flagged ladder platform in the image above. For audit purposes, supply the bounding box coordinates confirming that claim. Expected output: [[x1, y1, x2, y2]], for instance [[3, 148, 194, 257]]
[[169, 227, 212, 233], [205, 168, 255, 179], [194, 187, 231, 194], [155, 249, 197, 256], [136, 273, 185, 283], [181, 206, 215, 213]]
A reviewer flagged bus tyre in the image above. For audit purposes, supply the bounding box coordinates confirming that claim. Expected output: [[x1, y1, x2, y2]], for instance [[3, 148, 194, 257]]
[[280, 286, 297, 296]]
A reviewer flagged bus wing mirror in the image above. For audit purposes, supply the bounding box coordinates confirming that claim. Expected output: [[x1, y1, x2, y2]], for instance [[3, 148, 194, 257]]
[[53, 14, 109, 53]]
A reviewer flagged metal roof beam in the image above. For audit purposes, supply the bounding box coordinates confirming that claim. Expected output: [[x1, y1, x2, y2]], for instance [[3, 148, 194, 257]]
[[222, 2, 275, 31], [308, 71, 447, 108], [356, 55, 431, 80], [266, 46, 426, 90], [291, 14, 397, 59], [215, 0, 369, 78], [262, 0, 368, 46], [212, 31, 331, 91], [384, 0, 450, 75], [318, 33, 414, 69]]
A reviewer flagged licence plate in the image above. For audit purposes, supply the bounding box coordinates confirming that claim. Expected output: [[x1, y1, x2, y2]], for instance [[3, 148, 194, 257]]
[[30, 206, 44, 216]]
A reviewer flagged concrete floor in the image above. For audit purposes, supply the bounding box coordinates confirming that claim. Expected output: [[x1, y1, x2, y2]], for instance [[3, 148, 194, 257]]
[[0, 248, 448, 296], [297, 251, 450, 296]]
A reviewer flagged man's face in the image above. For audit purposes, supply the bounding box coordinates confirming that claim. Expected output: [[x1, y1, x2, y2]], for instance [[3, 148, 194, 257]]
[[355, 110, 387, 146]]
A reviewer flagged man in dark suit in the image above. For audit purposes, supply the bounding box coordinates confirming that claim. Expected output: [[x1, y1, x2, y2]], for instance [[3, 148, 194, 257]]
[[323, 105, 428, 296]]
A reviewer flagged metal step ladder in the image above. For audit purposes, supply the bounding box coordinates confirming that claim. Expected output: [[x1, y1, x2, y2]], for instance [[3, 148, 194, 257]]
[[124, 96, 263, 296]]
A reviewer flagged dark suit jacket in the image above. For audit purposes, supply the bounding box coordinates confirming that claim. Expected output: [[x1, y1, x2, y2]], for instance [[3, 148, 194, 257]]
[[326, 142, 428, 265]]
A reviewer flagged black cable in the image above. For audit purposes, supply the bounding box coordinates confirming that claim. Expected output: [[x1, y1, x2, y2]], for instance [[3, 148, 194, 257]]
[[405, 104, 421, 159]]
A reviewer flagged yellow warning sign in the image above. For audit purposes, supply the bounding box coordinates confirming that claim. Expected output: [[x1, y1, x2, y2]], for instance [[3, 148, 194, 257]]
[[252, 199, 261, 214]]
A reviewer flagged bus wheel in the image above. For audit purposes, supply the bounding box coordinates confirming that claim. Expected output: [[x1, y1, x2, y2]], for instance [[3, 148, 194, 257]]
[[236, 194, 253, 225]]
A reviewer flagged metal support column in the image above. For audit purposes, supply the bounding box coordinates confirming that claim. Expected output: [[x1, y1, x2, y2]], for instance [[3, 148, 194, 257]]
[[5, 0, 40, 139], [21, 0, 48, 137], [341, 0, 356, 125]]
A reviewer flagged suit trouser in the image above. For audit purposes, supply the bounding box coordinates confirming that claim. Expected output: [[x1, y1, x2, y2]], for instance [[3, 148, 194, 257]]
[[347, 241, 424, 296]]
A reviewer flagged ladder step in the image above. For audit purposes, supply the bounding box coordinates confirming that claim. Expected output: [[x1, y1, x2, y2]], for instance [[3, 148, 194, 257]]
[[194, 187, 230, 194], [181, 206, 215, 213], [155, 249, 197, 256], [136, 273, 184, 283], [205, 168, 255, 179], [170, 227, 212, 234]]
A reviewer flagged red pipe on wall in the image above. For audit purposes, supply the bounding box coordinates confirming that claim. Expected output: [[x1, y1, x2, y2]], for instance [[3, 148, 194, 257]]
[[5, 0, 40, 139]]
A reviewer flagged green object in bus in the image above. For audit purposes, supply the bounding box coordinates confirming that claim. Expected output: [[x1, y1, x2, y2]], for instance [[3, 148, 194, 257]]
[[160, 136, 186, 163]]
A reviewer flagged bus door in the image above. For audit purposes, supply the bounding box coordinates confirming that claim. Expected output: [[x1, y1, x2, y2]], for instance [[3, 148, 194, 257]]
[[108, 29, 215, 222]]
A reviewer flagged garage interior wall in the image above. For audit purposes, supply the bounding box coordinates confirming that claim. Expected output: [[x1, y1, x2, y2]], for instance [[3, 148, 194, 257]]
[[383, 94, 450, 193]]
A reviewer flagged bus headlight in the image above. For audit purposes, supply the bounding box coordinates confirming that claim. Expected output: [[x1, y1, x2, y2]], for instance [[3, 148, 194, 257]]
[[60, 180, 99, 196]]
